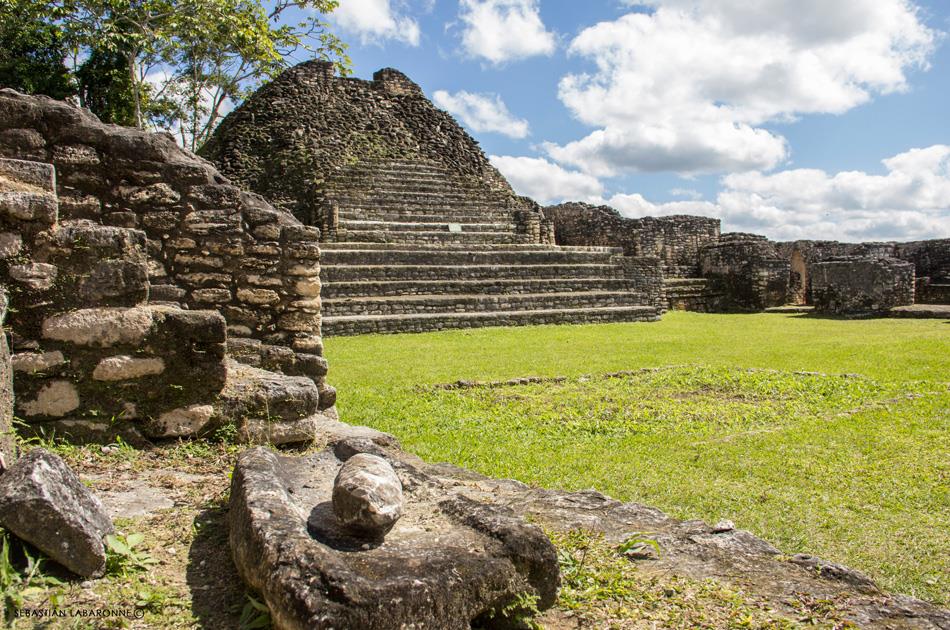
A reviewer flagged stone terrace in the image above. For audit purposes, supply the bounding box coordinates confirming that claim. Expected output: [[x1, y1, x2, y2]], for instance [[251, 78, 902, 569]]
[[319, 161, 660, 335]]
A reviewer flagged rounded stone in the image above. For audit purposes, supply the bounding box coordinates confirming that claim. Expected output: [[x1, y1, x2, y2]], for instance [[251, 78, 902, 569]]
[[332, 453, 403, 538]]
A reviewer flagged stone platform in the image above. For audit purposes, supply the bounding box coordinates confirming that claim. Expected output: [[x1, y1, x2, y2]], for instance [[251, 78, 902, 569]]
[[229, 444, 559, 630]]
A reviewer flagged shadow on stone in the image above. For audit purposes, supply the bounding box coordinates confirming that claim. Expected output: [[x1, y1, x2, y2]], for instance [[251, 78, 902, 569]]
[[307, 501, 384, 552], [186, 505, 244, 629]]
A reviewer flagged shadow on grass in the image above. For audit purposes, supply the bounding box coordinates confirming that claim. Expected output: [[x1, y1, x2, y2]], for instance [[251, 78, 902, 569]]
[[186, 505, 244, 629]]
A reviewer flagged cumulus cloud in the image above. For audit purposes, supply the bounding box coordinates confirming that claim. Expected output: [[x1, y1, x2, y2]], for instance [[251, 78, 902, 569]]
[[334, 0, 421, 46], [457, 0, 556, 64], [606, 145, 950, 241], [433, 90, 530, 138], [490, 156, 604, 204], [547, 0, 937, 176]]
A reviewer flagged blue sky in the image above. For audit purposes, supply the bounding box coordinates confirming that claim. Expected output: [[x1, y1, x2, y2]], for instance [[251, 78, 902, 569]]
[[315, 0, 950, 242]]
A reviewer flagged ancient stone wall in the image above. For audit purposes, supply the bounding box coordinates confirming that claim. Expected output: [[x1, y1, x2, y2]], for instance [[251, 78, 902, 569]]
[[776, 238, 949, 305], [0, 90, 330, 395], [699, 234, 789, 311], [620, 257, 667, 312], [543, 202, 720, 277], [811, 257, 915, 314], [0, 287, 13, 468], [201, 62, 536, 233]]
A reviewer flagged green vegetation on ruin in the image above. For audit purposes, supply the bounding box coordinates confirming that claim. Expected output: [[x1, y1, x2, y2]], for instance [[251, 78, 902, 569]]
[[326, 312, 950, 606]]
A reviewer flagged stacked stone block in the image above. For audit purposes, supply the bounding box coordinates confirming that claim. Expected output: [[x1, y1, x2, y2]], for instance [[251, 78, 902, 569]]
[[0, 90, 332, 407], [0, 90, 336, 444], [543, 202, 721, 276], [699, 234, 790, 311], [811, 257, 915, 315]]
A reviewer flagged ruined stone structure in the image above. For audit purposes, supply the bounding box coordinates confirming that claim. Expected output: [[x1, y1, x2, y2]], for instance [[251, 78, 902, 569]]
[[545, 201, 948, 315], [699, 233, 790, 311], [203, 63, 662, 335], [776, 239, 950, 309], [0, 89, 334, 444], [811, 257, 915, 315]]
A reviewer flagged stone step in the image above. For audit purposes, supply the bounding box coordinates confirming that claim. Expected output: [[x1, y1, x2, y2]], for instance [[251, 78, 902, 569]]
[[321, 242, 622, 253], [341, 219, 517, 233], [337, 209, 516, 224], [328, 189, 511, 205], [323, 291, 643, 317], [320, 248, 622, 266], [332, 161, 461, 177], [322, 277, 632, 298], [336, 230, 533, 245], [321, 263, 627, 282], [326, 178, 504, 196], [322, 306, 660, 336]]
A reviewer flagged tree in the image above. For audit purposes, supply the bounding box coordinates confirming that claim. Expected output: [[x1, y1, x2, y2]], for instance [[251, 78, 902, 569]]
[[0, 1, 75, 99], [0, 0, 349, 148]]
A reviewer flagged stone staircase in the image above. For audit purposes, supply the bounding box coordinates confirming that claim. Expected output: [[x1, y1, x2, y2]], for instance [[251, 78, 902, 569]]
[[323, 159, 537, 245], [321, 242, 660, 335], [664, 278, 718, 312], [316, 159, 662, 335]]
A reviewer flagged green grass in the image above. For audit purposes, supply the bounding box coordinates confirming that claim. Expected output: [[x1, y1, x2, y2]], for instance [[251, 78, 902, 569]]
[[325, 313, 950, 605]]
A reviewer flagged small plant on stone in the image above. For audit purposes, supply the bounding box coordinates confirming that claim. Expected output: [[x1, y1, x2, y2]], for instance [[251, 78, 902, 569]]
[[237, 592, 272, 630], [494, 591, 542, 629], [104, 533, 157, 576], [616, 532, 661, 559]]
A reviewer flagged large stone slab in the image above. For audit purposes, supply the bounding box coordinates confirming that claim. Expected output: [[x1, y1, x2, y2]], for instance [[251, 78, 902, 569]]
[[229, 445, 559, 630], [0, 449, 114, 577]]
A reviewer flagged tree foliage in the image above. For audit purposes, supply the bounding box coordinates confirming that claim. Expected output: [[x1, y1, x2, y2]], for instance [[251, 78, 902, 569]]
[[0, 0, 349, 149]]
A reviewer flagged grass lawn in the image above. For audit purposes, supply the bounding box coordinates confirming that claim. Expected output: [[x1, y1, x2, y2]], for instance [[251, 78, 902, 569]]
[[324, 312, 950, 606]]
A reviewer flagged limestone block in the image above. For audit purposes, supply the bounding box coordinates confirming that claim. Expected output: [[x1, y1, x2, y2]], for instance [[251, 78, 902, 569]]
[[278, 310, 319, 332], [0, 232, 22, 258], [148, 404, 214, 438], [0, 191, 57, 223], [52, 144, 100, 165], [92, 355, 165, 381], [292, 278, 321, 297], [43, 307, 154, 347], [191, 288, 232, 303], [284, 263, 319, 277], [332, 453, 404, 538], [11, 350, 67, 374], [0, 449, 114, 577], [78, 260, 149, 304], [9, 262, 57, 290], [237, 287, 281, 306], [20, 380, 80, 417]]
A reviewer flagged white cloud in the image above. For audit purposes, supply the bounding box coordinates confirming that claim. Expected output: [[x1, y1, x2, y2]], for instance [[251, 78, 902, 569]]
[[607, 145, 950, 242], [490, 155, 604, 204], [670, 188, 704, 200], [457, 0, 556, 64], [547, 0, 937, 176], [334, 0, 421, 46], [433, 90, 530, 138]]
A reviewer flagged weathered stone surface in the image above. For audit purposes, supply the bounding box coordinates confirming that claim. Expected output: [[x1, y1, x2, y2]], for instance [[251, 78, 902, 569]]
[[812, 257, 915, 314], [11, 350, 66, 374], [0, 289, 14, 470], [0, 231, 22, 257], [332, 453, 403, 538], [92, 355, 165, 381], [229, 446, 559, 630], [20, 380, 80, 417], [146, 404, 215, 438], [0, 449, 114, 577], [42, 307, 154, 347], [9, 262, 57, 290], [216, 360, 321, 434]]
